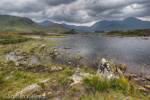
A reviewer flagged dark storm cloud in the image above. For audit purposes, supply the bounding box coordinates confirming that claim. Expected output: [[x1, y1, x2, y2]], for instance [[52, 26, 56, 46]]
[[41, 0, 77, 6], [0, 0, 150, 25]]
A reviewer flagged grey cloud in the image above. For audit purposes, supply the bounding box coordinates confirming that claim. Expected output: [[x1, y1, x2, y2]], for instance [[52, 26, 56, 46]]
[[41, 0, 77, 6], [0, 0, 150, 24]]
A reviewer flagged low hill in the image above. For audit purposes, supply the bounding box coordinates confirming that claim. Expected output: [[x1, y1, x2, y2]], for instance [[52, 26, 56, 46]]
[[0, 15, 69, 32], [36, 20, 54, 26], [106, 29, 150, 37]]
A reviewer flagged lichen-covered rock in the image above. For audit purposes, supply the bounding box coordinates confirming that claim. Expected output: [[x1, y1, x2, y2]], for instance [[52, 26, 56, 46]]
[[96, 58, 123, 79]]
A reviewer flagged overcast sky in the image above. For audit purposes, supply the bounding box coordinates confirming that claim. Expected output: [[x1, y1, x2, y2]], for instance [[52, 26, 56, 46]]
[[0, 0, 150, 26]]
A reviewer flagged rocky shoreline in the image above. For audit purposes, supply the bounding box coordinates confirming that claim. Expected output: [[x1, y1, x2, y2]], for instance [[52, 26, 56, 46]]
[[1, 58, 150, 100]]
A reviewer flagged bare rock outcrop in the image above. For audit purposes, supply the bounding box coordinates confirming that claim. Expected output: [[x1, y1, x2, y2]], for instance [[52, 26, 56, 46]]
[[96, 58, 123, 79]]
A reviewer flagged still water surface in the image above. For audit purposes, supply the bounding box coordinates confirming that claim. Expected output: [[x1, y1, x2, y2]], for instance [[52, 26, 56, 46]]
[[7, 34, 150, 75]]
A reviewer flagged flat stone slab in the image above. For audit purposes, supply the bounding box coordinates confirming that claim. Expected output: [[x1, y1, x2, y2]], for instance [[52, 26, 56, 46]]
[[130, 74, 137, 78], [39, 78, 51, 83], [5, 75, 12, 80], [145, 76, 150, 81], [70, 72, 93, 85], [133, 78, 145, 81], [16, 78, 52, 95], [136, 85, 147, 92], [16, 83, 41, 95], [145, 85, 150, 89]]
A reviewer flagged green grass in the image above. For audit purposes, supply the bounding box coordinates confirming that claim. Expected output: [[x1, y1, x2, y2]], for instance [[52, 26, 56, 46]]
[[0, 37, 29, 45], [83, 75, 132, 92], [82, 75, 148, 99], [58, 75, 72, 85], [83, 76, 110, 92], [0, 69, 50, 96]]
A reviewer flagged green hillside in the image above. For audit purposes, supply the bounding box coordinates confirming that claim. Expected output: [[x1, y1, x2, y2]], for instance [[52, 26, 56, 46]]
[[0, 15, 69, 32]]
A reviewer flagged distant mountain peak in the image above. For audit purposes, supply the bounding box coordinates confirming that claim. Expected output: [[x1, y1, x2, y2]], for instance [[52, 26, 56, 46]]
[[37, 20, 54, 26], [123, 17, 141, 21]]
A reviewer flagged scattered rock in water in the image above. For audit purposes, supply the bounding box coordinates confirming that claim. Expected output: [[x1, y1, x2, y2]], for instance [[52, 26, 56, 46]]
[[40, 44, 45, 48], [18, 58, 26, 61], [133, 78, 145, 82], [15, 52, 22, 56], [96, 58, 123, 79], [124, 73, 137, 80], [24, 56, 30, 59], [50, 48, 60, 59], [0, 67, 3, 71], [115, 63, 126, 73], [141, 37, 149, 40], [28, 64, 35, 68], [51, 66, 62, 71], [15, 62, 19, 67], [16, 83, 41, 95], [145, 76, 150, 81], [5, 75, 12, 80], [22, 51, 28, 56], [84, 66, 88, 69], [68, 62, 72, 65], [130, 74, 137, 78], [64, 46, 71, 49], [145, 85, 150, 89], [124, 73, 131, 80], [76, 53, 83, 60], [136, 85, 147, 92]]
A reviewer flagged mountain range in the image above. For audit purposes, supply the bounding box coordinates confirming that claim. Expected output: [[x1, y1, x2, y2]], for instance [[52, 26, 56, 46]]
[[0, 15, 69, 32], [90, 17, 150, 31], [0, 14, 150, 32], [38, 17, 150, 31]]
